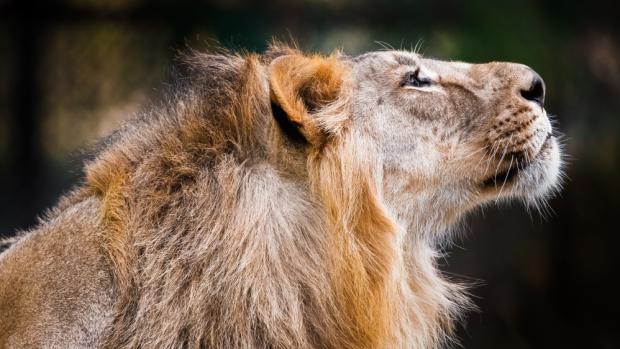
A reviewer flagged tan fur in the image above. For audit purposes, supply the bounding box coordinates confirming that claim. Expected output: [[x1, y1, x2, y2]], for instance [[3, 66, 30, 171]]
[[269, 54, 347, 144], [0, 43, 562, 348]]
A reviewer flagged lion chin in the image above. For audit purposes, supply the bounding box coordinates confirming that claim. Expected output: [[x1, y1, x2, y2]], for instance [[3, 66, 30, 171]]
[[0, 42, 563, 349], [480, 125, 563, 204]]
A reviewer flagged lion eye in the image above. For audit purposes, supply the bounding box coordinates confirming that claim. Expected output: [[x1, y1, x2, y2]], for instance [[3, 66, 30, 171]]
[[403, 69, 432, 88]]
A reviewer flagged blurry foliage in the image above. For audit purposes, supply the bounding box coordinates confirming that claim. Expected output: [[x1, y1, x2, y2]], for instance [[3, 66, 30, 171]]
[[0, 28, 9, 162], [69, 0, 144, 11], [41, 23, 170, 160], [1, 0, 620, 348]]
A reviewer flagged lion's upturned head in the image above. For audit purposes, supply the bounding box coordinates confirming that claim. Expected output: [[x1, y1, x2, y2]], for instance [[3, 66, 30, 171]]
[[267, 47, 562, 231]]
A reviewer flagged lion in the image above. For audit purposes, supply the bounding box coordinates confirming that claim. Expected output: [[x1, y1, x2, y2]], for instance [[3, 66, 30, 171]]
[[0, 43, 562, 348]]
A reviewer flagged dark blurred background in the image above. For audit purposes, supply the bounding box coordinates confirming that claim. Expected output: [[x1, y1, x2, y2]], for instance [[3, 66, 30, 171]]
[[1, 0, 618, 347]]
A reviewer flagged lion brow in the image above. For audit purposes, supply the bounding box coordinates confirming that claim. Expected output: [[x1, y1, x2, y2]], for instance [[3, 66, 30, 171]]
[[393, 53, 417, 67]]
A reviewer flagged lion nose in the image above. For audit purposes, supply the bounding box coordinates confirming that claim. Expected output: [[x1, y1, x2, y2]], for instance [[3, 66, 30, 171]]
[[520, 72, 545, 107]]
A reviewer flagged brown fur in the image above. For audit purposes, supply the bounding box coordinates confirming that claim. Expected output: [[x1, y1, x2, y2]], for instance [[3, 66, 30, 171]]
[[0, 43, 562, 348]]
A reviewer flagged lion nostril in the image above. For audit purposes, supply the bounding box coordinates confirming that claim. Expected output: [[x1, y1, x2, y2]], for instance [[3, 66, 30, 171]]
[[520, 74, 546, 107]]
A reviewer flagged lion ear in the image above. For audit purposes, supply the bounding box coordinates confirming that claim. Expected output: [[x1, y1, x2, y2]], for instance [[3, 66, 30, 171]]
[[268, 54, 346, 145]]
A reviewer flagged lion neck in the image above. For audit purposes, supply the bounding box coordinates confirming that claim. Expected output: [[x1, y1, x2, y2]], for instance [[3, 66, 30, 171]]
[[214, 155, 467, 349]]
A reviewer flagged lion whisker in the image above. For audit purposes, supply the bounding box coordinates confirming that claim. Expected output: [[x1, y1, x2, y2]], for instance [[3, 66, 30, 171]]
[[496, 155, 514, 200]]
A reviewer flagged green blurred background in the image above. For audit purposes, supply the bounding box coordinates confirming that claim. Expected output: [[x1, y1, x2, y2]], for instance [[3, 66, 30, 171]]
[[1, 0, 618, 347]]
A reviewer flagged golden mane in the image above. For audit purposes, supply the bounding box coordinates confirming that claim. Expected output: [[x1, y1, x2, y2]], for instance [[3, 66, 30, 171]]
[[83, 44, 467, 348]]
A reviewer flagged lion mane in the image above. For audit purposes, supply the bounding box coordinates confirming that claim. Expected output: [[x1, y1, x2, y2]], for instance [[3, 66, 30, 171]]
[[21, 44, 467, 348]]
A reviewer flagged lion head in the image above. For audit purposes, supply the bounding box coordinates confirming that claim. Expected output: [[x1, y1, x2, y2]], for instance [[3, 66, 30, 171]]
[[80, 44, 563, 348], [269, 48, 562, 231]]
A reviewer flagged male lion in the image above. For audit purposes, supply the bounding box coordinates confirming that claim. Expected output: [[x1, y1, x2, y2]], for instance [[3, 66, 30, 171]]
[[0, 43, 562, 348]]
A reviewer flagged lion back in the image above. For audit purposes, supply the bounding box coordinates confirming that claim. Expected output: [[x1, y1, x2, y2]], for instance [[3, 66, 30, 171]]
[[0, 193, 114, 348]]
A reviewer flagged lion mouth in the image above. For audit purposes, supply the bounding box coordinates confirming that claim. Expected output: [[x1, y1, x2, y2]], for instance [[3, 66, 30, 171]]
[[481, 162, 526, 188], [481, 133, 552, 188]]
